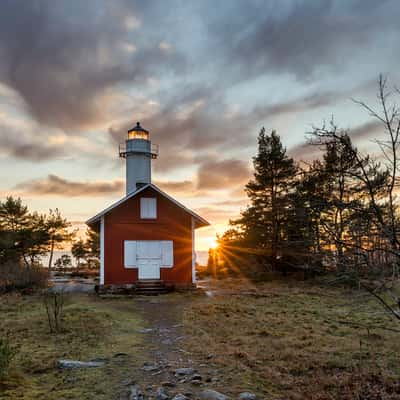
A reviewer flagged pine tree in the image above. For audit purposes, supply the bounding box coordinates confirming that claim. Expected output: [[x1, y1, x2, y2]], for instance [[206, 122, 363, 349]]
[[71, 239, 87, 271], [45, 209, 71, 270], [85, 228, 100, 259], [0, 197, 53, 266], [0, 197, 35, 264], [234, 128, 297, 271]]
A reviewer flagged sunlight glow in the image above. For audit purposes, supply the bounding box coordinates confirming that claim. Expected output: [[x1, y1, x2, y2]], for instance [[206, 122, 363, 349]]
[[209, 238, 218, 249]]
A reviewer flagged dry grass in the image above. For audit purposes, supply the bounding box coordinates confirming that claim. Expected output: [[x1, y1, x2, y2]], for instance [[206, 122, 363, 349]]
[[0, 262, 47, 293], [0, 293, 145, 400], [2, 279, 400, 399], [184, 278, 400, 399]]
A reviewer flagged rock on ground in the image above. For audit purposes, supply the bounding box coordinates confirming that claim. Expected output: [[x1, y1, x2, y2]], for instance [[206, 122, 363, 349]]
[[175, 367, 195, 376], [171, 395, 189, 400], [191, 373, 202, 381], [156, 386, 169, 400], [142, 362, 160, 372], [57, 359, 105, 369], [238, 393, 257, 400], [129, 385, 144, 400], [200, 389, 229, 400]]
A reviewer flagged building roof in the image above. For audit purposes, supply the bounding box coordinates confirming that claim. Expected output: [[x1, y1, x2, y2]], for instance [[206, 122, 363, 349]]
[[86, 183, 210, 228], [128, 121, 148, 134]]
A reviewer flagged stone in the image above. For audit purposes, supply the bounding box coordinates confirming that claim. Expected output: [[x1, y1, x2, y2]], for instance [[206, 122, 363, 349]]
[[138, 328, 154, 333], [128, 384, 144, 400], [90, 357, 109, 362], [142, 362, 160, 372], [199, 389, 229, 400], [191, 374, 202, 381], [171, 395, 188, 400], [238, 393, 256, 400], [175, 367, 195, 376], [58, 359, 104, 369], [156, 387, 169, 400], [114, 352, 129, 358]]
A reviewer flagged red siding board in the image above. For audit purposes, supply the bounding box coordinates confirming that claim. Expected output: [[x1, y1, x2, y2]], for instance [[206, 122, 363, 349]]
[[103, 187, 193, 285]]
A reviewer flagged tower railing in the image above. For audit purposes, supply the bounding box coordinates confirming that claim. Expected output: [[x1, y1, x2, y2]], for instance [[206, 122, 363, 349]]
[[119, 142, 159, 159]]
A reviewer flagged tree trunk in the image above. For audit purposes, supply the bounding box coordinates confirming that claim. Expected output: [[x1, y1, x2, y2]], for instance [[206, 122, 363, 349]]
[[48, 238, 55, 271]]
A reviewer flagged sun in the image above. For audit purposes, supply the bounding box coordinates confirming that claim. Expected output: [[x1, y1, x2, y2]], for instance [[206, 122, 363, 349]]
[[209, 238, 218, 249]]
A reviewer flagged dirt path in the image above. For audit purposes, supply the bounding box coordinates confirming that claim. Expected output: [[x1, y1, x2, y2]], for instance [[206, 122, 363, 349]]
[[116, 293, 212, 399], [49, 279, 246, 399]]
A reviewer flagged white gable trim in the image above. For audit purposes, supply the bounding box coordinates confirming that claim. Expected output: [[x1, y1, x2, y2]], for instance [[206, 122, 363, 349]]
[[191, 217, 196, 284], [86, 183, 209, 227], [100, 216, 104, 285]]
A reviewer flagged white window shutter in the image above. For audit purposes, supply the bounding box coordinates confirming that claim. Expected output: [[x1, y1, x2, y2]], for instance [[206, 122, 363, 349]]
[[140, 198, 157, 219], [161, 241, 173, 267], [124, 241, 137, 268]]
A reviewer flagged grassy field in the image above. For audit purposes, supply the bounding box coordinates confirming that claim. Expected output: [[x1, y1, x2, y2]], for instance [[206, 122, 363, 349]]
[[1, 279, 400, 399], [184, 279, 400, 399], [0, 293, 146, 400]]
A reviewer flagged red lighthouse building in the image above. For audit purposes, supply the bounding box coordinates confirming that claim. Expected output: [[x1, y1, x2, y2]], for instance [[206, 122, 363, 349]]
[[86, 122, 209, 290]]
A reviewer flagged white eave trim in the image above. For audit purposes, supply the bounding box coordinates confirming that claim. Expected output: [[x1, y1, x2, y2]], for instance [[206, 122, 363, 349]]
[[86, 183, 210, 228], [191, 217, 196, 284], [100, 216, 104, 285]]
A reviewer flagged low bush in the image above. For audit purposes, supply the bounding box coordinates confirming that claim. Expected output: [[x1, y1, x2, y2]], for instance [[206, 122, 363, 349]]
[[0, 262, 48, 293], [0, 335, 16, 377], [42, 290, 66, 333]]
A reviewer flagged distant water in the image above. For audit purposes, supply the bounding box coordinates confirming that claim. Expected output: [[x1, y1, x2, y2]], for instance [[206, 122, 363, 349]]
[[196, 250, 208, 266], [41, 250, 209, 268]]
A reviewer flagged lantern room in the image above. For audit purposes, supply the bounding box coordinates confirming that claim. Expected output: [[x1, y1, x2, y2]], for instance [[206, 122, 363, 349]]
[[128, 122, 149, 140]]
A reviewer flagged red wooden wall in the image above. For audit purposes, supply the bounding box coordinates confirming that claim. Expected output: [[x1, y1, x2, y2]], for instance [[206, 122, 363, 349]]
[[103, 187, 193, 286]]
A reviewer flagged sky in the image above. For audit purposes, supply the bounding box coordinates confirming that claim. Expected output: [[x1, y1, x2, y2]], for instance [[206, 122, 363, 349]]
[[0, 0, 400, 251]]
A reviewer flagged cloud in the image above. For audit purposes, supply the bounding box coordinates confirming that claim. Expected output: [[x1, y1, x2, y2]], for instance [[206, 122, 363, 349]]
[[0, 0, 185, 131], [0, 0, 396, 177], [0, 117, 65, 161], [0, 135, 64, 161], [288, 119, 385, 161], [350, 120, 382, 140], [287, 141, 319, 161], [197, 159, 250, 190], [108, 82, 353, 175], [14, 175, 123, 197], [194, 206, 239, 224], [212, 199, 248, 207], [154, 179, 194, 194], [208, 0, 399, 82]]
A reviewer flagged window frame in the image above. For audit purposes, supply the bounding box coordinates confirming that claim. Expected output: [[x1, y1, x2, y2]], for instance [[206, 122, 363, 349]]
[[140, 197, 157, 219]]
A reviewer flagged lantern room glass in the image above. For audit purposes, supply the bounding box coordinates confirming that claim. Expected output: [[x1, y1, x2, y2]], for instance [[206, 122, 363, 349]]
[[128, 130, 149, 140]]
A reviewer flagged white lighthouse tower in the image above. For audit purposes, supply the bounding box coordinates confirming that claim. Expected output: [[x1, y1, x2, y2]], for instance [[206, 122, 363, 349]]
[[119, 122, 158, 194]]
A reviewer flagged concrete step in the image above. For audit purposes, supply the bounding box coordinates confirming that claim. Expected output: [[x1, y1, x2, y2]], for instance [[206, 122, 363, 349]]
[[135, 279, 170, 295]]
